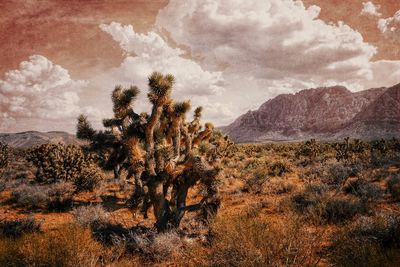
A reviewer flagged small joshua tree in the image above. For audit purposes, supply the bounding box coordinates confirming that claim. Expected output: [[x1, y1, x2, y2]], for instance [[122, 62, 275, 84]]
[[332, 137, 366, 164], [295, 139, 320, 165], [77, 72, 232, 231]]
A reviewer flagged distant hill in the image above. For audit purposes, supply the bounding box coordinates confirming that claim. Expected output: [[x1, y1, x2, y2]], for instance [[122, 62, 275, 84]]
[[221, 83, 400, 142], [0, 131, 84, 148]]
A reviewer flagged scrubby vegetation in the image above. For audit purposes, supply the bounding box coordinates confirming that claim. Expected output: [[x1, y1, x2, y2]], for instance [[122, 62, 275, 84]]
[[0, 142, 8, 169], [1, 136, 399, 266], [26, 143, 103, 191], [1, 73, 400, 265]]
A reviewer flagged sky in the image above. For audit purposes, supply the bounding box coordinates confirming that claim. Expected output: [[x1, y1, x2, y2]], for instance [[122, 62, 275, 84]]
[[1, 0, 400, 133]]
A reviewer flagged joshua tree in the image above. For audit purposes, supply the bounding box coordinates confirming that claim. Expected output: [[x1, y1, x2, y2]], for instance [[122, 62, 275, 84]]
[[77, 72, 232, 231]]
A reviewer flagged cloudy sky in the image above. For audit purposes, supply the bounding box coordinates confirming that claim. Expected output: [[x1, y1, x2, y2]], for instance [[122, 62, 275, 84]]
[[1, 0, 400, 133]]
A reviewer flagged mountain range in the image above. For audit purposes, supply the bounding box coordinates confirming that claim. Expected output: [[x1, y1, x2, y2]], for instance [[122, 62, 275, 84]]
[[1, 83, 399, 146], [0, 131, 84, 148], [221, 83, 400, 142]]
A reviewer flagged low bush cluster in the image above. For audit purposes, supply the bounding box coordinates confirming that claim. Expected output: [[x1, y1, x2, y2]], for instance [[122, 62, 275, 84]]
[[208, 213, 321, 266], [11, 182, 75, 211], [72, 205, 110, 228], [0, 225, 103, 267], [0, 142, 9, 169], [0, 217, 41, 238], [331, 213, 400, 266], [26, 144, 103, 191]]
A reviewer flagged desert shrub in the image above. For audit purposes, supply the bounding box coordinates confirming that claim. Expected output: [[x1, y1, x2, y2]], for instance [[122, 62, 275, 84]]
[[298, 164, 327, 182], [11, 182, 75, 211], [304, 182, 330, 195], [0, 142, 9, 169], [291, 188, 369, 224], [73, 165, 104, 192], [291, 191, 320, 213], [330, 214, 400, 266], [344, 178, 382, 200], [387, 174, 400, 200], [0, 217, 41, 238], [268, 160, 291, 176], [295, 139, 321, 165], [11, 184, 48, 209], [322, 163, 358, 187], [0, 180, 5, 192], [243, 168, 268, 193], [332, 137, 366, 163], [26, 143, 102, 191], [266, 179, 296, 194], [321, 197, 370, 224], [0, 224, 102, 267], [46, 181, 75, 211], [72, 205, 110, 228], [126, 231, 182, 261], [208, 213, 321, 266], [91, 221, 130, 246], [149, 231, 182, 260]]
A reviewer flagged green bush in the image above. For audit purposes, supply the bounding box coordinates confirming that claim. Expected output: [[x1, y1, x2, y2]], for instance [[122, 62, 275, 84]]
[[387, 175, 400, 200], [268, 160, 291, 176], [11, 182, 75, 211], [0, 217, 41, 238], [344, 178, 382, 200], [0, 142, 9, 169], [331, 214, 400, 266], [26, 144, 103, 191]]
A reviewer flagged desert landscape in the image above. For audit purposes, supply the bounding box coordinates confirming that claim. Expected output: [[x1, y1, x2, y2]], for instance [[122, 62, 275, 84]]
[[1, 0, 400, 266]]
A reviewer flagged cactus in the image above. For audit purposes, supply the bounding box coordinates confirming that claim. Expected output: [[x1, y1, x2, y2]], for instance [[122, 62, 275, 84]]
[[0, 142, 9, 169], [25, 143, 102, 191], [332, 138, 367, 163], [295, 139, 320, 164], [77, 72, 232, 231]]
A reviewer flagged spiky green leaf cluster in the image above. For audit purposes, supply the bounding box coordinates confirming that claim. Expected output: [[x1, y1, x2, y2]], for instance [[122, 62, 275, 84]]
[[112, 85, 140, 119], [148, 72, 174, 104], [194, 106, 203, 119], [173, 101, 191, 116], [76, 115, 96, 140]]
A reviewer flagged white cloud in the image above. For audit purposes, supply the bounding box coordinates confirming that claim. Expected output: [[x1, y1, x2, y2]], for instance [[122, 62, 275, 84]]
[[152, 0, 400, 125], [378, 10, 400, 36], [0, 55, 100, 132], [156, 0, 376, 84], [97, 22, 226, 124], [361, 2, 381, 17]]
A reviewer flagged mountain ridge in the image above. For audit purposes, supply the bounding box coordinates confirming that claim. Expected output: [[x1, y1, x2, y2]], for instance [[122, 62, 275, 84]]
[[0, 131, 84, 148], [221, 83, 399, 142]]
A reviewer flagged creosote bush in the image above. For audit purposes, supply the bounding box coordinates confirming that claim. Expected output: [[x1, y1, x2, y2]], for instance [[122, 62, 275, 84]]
[[72, 205, 110, 228], [387, 174, 400, 200], [0, 142, 9, 169], [0, 217, 41, 238], [343, 178, 382, 200], [208, 212, 321, 266], [11, 182, 75, 211], [331, 214, 400, 266], [268, 160, 291, 176], [0, 225, 102, 267]]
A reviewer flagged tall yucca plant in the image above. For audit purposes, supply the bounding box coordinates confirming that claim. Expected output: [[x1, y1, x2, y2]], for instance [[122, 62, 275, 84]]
[[77, 71, 233, 231]]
